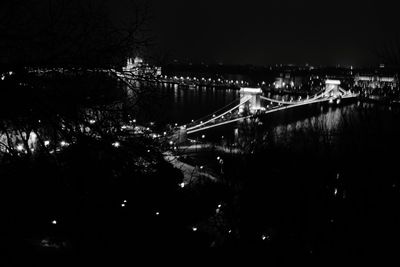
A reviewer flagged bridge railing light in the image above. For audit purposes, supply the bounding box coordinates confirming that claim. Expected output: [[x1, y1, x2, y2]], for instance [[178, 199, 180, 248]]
[[112, 141, 120, 148], [60, 141, 70, 147]]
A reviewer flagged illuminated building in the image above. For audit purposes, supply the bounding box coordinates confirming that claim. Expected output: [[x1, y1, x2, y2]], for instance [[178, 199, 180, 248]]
[[123, 56, 162, 77], [239, 87, 263, 114], [354, 74, 398, 89], [273, 73, 303, 89]]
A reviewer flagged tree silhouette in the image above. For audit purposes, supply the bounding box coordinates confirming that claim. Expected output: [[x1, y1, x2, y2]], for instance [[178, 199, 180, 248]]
[[0, 0, 152, 69]]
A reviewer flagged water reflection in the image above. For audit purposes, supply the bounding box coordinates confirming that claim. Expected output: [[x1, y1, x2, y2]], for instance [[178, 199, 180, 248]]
[[150, 84, 239, 125], [250, 104, 360, 147]]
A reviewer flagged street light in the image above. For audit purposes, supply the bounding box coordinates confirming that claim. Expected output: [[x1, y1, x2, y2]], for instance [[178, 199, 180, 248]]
[[112, 142, 120, 148]]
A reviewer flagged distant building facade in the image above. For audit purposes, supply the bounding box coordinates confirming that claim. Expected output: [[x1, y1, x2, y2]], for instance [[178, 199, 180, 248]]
[[273, 73, 301, 89], [123, 57, 162, 77], [354, 74, 398, 89]]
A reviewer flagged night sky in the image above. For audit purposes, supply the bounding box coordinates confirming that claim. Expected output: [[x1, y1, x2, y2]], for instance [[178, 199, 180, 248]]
[[150, 0, 400, 66]]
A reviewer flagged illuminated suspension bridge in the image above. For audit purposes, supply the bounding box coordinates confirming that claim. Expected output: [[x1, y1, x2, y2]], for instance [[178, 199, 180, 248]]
[[171, 79, 359, 141]]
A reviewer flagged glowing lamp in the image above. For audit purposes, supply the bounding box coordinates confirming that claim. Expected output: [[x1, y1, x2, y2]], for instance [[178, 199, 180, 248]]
[[325, 79, 341, 85], [112, 142, 120, 148]]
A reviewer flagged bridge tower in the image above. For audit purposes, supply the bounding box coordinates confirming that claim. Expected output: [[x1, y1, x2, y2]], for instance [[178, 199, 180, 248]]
[[239, 87, 263, 114], [324, 79, 342, 98]]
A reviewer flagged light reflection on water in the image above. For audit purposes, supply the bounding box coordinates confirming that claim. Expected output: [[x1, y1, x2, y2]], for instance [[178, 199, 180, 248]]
[[270, 105, 347, 145], [149, 84, 240, 125]]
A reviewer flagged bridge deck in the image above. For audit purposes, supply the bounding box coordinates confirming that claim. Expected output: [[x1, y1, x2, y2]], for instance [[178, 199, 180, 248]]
[[172, 88, 359, 136]]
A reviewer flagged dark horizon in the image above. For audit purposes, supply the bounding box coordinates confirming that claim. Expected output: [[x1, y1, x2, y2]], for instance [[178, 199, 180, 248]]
[[2, 0, 399, 69], [160, 59, 397, 69], [150, 0, 400, 67]]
